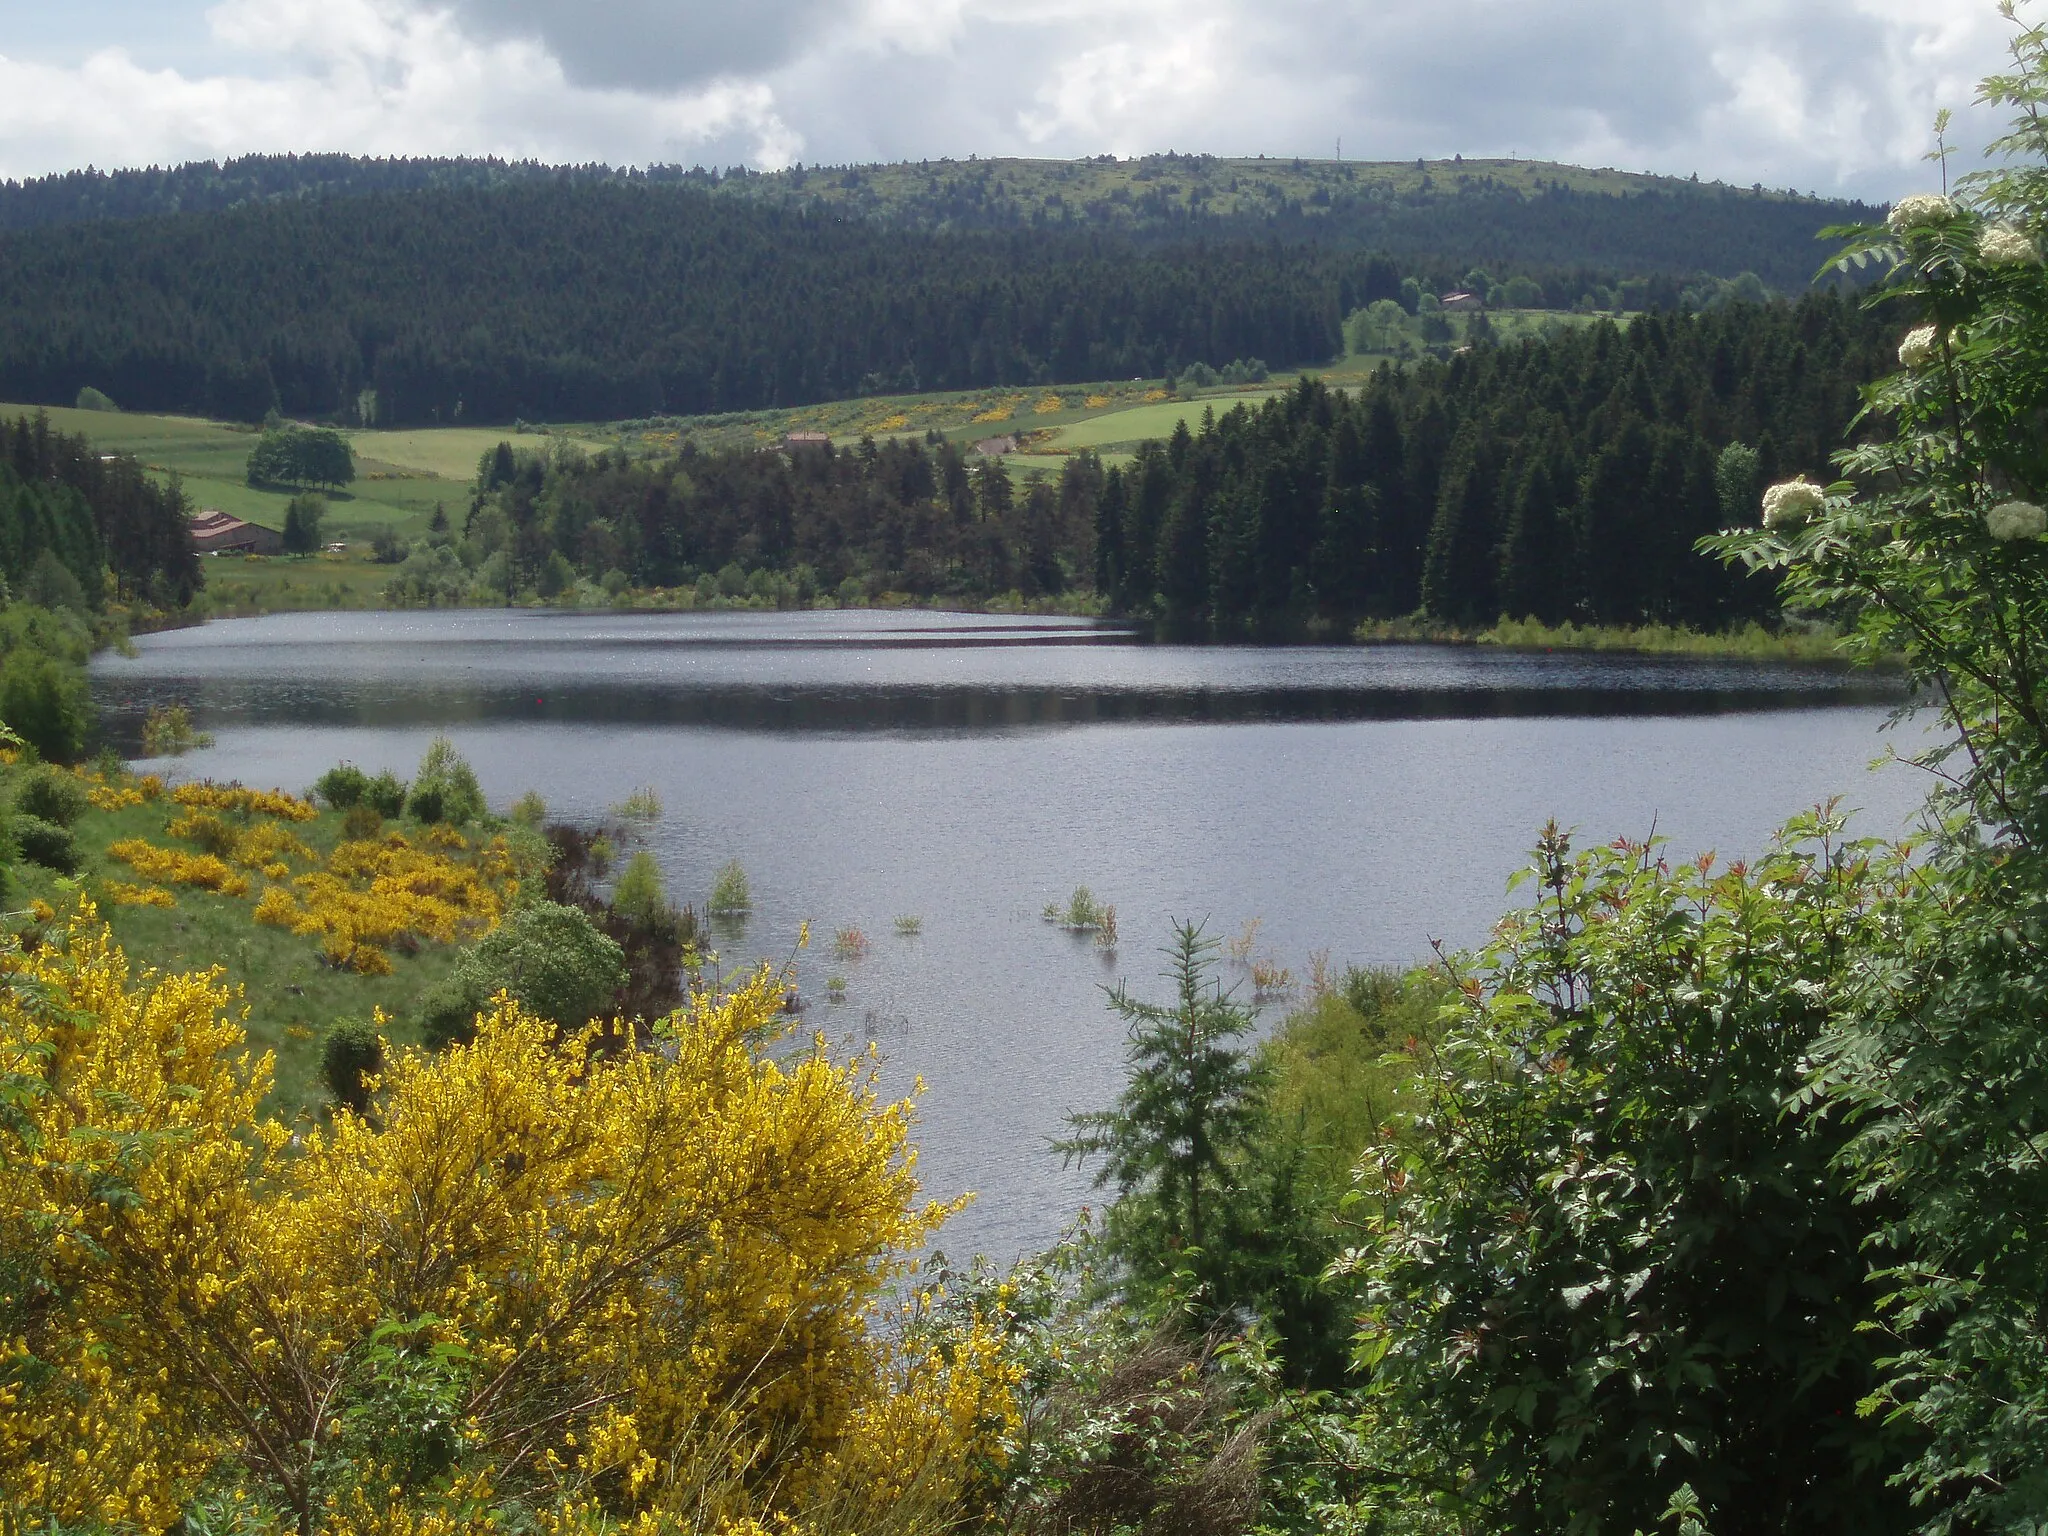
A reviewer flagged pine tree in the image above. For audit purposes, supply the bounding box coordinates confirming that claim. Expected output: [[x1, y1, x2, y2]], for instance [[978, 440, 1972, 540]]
[[1057, 922, 1268, 1264]]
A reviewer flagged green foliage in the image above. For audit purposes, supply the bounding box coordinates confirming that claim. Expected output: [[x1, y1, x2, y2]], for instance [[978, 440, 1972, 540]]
[[339, 802, 384, 841], [1059, 922, 1268, 1284], [320, 1016, 383, 1115], [313, 763, 371, 809], [13, 766, 87, 828], [0, 650, 90, 762], [11, 814, 79, 874], [612, 785, 661, 823], [1259, 968, 1448, 1197], [509, 789, 547, 826], [1043, 886, 1114, 935], [246, 425, 355, 488], [73, 385, 117, 412], [1342, 815, 1917, 1533], [139, 703, 212, 757], [18, 550, 87, 614], [1698, 33, 2048, 1525], [0, 464, 104, 612], [0, 413, 199, 608], [416, 972, 487, 1052], [448, 899, 626, 1029], [405, 737, 483, 826], [280, 492, 326, 555], [707, 858, 751, 914], [363, 769, 406, 819], [609, 851, 671, 932]]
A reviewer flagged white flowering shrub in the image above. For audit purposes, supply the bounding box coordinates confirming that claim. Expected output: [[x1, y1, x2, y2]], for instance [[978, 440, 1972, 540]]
[[1898, 324, 1941, 367], [1886, 191, 1955, 232], [1704, 11, 2048, 1526], [1979, 221, 2040, 263], [1985, 498, 2047, 539], [1759, 476, 1825, 527]]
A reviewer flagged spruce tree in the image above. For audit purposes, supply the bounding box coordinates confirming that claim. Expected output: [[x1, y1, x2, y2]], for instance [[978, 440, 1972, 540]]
[[1058, 921, 1268, 1268]]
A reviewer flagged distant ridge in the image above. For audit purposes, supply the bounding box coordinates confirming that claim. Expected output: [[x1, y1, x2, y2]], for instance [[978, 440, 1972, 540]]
[[0, 152, 1878, 291]]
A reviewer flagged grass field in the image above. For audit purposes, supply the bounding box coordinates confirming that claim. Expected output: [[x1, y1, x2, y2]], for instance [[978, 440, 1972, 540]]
[[1037, 392, 1277, 450], [196, 553, 402, 615], [2, 402, 473, 543], [351, 424, 596, 481]]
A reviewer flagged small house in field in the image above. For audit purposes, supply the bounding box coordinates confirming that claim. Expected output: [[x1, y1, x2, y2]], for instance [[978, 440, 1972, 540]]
[[189, 509, 284, 556], [783, 431, 831, 453], [1439, 291, 1484, 312], [974, 435, 1019, 457]]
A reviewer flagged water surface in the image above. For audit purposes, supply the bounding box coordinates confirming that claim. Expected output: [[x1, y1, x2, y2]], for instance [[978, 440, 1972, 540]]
[[95, 610, 1927, 1261]]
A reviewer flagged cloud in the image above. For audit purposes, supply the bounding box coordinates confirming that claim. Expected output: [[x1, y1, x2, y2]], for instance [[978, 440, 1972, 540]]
[[0, 0, 800, 178], [0, 0, 2018, 201], [440, 0, 840, 91]]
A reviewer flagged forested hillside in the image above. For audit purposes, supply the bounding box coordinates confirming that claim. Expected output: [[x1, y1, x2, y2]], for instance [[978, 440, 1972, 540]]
[[0, 184, 1368, 425], [420, 296, 1886, 630], [0, 152, 1874, 429], [0, 152, 1873, 293]]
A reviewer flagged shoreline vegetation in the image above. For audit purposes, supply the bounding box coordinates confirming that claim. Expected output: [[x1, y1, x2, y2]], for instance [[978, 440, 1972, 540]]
[[1356, 612, 1874, 663]]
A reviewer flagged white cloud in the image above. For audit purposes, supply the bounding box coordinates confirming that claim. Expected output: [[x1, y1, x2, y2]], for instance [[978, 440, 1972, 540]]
[[0, 0, 800, 178], [0, 0, 2019, 200]]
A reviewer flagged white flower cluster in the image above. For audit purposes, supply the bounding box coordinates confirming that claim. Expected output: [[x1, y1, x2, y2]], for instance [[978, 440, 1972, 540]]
[[1762, 478, 1826, 528], [1899, 326, 1941, 368], [1980, 224, 2040, 266], [1888, 193, 1955, 234], [1986, 500, 2048, 541]]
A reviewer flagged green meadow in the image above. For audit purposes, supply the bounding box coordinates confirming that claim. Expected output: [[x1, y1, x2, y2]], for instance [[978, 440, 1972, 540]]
[[2, 402, 468, 542]]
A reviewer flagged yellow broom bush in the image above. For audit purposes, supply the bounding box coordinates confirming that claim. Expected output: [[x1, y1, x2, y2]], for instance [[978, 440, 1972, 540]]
[[0, 908, 1016, 1535]]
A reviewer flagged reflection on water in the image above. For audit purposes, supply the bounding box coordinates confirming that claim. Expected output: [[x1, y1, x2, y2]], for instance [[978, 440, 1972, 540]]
[[97, 609, 1902, 737], [93, 610, 1928, 1261]]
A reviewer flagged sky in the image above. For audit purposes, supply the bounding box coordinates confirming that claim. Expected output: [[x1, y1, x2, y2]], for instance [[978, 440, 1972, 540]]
[[0, 0, 2019, 200]]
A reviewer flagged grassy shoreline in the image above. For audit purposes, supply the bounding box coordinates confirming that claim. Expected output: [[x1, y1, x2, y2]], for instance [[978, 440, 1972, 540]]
[[1354, 614, 1882, 665]]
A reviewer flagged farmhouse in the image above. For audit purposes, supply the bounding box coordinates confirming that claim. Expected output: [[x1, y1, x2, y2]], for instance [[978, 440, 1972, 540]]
[[783, 431, 831, 453], [1439, 291, 1484, 312], [974, 435, 1019, 457], [188, 509, 284, 556]]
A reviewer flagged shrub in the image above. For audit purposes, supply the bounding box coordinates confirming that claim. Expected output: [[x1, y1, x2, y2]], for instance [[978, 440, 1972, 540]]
[[74, 385, 118, 412], [509, 789, 547, 826], [1344, 818, 1915, 1531], [418, 972, 488, 1051], [14, 814, 80, 873], [450, 900, 625, 1027], [610, 850, 672, 932], [339, 802, 384, 841], [709, 858, 752, 914], [0, 652, 91, 762], [140, 704, 211, 757], [406, 737, 484, 825], [364, 769, 406, 819], [15, 766, 88, 827], [320, 1017, 384, 1115], [614, 785, 662, 823], [314, 763, 370, 809]]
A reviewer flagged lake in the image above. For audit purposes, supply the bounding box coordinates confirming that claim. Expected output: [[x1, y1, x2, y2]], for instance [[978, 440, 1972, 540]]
[[93, 609, 1928, 1262]]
